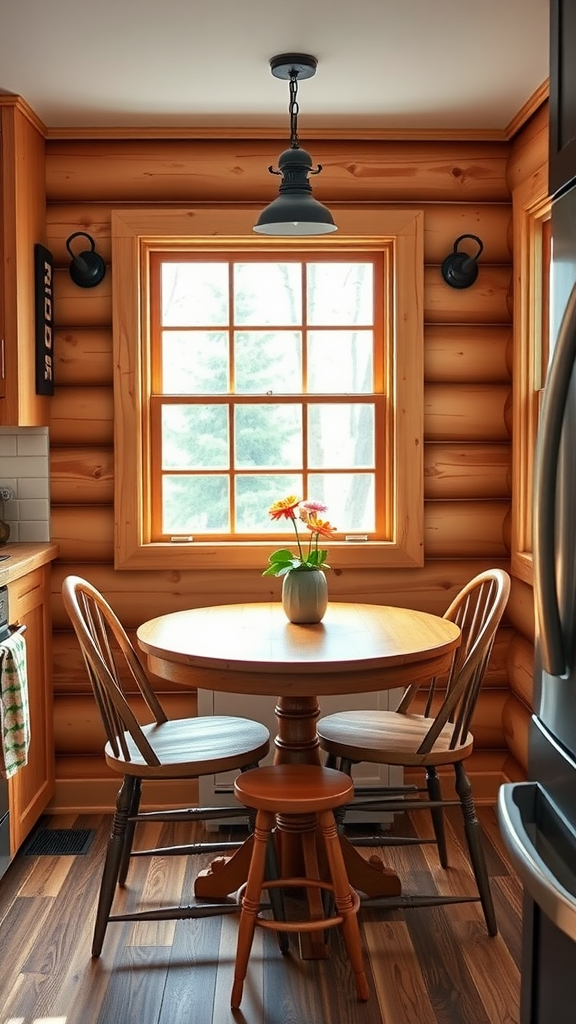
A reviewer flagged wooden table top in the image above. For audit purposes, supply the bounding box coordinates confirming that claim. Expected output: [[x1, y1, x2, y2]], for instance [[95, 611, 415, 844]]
[[137, 602, 461, 697]]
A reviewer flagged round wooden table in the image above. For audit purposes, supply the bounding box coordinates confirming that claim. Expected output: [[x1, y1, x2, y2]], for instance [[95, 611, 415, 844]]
[[137, 601, 460, 906]]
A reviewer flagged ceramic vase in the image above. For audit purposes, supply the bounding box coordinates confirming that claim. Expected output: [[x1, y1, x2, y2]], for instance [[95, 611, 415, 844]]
[[281, 569, 328, 624]]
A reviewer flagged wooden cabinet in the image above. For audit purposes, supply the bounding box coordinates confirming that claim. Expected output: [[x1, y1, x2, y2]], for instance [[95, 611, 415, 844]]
[[550, 0, 576, 196], [0, 97, 49, 425], [5, 550, 57, 854]]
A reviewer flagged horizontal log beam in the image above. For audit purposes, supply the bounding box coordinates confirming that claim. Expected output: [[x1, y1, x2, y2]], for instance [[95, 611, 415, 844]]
[[54, 329, 112, 386], [424, 443, 510, 499], [46, 139, 511, 203], [50, 447, 113, 503], [49, 387, 114, 445], [424, 383, 511, 441], [424, 325, 512, 383]]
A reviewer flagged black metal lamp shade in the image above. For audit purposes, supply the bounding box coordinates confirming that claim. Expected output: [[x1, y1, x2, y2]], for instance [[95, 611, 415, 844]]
[[253, 147, 337, 235]]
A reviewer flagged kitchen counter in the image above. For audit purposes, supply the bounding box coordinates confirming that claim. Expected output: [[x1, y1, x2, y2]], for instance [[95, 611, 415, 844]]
[[0, 542, 59, 588]]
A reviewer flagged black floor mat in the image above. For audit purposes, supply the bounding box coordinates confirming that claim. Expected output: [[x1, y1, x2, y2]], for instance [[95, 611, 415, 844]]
[[23, 828, 95, 856]]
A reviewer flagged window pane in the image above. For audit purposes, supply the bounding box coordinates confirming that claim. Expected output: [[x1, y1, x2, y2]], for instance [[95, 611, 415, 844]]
[[235, 331, 301, 393], [162, 405, 229, 469], [234, 404, 302, 468], [308, 473, 376, 532], [307, 263, 373, 325], [162, 331, 228, 394], [308, 330, 373, 393], [308, 404, 375, 468], [161, 263, 228, 326], [234, 263, 301, 325], [235, 474, 303, 532], [163, 475, 229, 532]]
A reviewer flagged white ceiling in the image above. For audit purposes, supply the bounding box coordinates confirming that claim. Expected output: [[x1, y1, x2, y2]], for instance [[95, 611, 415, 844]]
[[0, 0, 549, 133]]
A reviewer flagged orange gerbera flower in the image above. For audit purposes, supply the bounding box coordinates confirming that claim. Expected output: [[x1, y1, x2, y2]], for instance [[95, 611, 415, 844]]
[[305, 516, 337, 539], [268, 495, 301, 521]]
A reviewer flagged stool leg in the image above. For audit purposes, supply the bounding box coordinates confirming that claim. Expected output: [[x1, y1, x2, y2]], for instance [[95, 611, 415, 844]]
[[265, 833, 290, 955], [319, 810, 370, 1002], [231, 809, 274, 1010], [301, 827, 330, 956]]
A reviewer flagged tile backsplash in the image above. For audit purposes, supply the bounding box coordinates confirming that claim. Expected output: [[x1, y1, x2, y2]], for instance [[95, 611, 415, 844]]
[[0, 427, 50, 543]]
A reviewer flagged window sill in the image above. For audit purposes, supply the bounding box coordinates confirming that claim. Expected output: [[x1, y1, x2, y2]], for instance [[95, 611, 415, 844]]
[[114, 538, 424, 571]]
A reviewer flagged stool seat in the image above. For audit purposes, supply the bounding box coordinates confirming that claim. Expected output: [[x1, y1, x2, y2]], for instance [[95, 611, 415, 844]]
[[234, 763, 354, 813], [231, 763, 369, 1008]]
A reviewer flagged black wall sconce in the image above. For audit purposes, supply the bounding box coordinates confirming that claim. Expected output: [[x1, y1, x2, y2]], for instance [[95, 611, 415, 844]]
[[66, 232, 106, 288], [441, 234, 484, 289]]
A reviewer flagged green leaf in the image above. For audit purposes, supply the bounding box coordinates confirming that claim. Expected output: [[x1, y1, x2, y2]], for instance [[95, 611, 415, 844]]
[[267, 548, 294, 565], [306, 549, 328, 567], [262, 550, 302, 577]]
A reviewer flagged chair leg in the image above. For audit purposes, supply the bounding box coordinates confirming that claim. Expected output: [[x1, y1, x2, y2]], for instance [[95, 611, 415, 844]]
[[92, 775, 136, 957], [454, 762, 497, 937], [426, 766, 448, 868], [118, 777, 142, 886], [231, 809, 275, 1009], [318, 810, 369, 1002]]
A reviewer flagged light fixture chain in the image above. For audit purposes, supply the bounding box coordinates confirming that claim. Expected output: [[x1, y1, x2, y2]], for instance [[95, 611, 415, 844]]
[[289, 74, 300, 149]]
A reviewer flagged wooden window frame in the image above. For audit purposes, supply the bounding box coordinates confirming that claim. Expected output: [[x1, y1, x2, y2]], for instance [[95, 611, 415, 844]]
[[511, 175, 551, 585], [112, 205, 424, 571]]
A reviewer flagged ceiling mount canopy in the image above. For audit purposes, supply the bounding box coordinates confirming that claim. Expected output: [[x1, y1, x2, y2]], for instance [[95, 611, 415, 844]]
[[253, 53, 337, 236]]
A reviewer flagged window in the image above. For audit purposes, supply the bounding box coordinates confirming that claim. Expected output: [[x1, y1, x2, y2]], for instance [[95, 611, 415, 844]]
[[112, 206, 424, 570]]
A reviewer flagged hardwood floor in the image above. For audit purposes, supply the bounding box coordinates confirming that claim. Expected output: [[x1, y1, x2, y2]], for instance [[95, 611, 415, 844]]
[[0, 806, 522, 1024]]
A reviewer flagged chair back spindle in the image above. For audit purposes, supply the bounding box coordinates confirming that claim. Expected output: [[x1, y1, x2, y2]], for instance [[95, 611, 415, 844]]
[[63, 576, 167, 766], [411, 570, 510, 756]]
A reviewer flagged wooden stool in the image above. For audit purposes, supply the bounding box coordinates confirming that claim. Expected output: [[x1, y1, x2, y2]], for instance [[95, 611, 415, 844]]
[[231, 764, 370, 1008]]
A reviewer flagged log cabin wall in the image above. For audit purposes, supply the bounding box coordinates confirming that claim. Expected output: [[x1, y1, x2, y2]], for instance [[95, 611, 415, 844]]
[[45, 134, 518, 811]]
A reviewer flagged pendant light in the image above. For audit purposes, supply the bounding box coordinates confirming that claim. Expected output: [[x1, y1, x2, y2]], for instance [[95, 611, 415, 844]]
[[253, 54, 337, 236]]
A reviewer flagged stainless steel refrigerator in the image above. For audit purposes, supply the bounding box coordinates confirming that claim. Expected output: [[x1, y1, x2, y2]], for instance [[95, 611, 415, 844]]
[[498, 180, 576, 1022]]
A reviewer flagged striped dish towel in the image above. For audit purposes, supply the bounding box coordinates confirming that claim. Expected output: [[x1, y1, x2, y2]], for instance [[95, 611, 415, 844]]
[[0, 630, 29, 779]]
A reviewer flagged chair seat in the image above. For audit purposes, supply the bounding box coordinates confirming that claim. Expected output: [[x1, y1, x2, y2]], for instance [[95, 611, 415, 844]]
[[234, 764, 354, 813], [105, 715, 270, 777], [317, 710, 474, 767]]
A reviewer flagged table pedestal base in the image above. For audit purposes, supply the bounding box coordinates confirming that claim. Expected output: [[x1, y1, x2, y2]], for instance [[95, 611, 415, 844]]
[[193, 693, 401, 955]]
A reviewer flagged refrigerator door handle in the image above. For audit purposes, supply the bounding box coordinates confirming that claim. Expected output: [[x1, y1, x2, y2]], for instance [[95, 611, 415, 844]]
[[498, 782, 576, 943], [533, 281, 576, 677]]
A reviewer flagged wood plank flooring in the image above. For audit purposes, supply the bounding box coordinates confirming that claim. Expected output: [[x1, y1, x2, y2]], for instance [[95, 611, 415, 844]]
[[0, 806, 522, 1024]]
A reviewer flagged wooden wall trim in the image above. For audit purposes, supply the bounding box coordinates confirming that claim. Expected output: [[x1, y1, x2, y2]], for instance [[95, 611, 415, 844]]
[[44, 124, 511, 143], [505, 81, 549, 141]]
